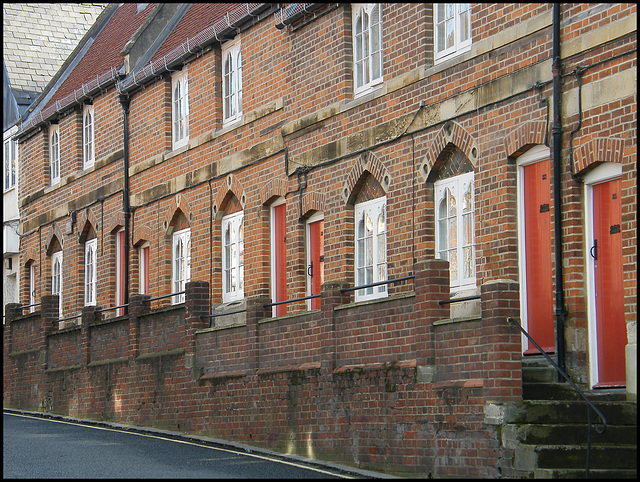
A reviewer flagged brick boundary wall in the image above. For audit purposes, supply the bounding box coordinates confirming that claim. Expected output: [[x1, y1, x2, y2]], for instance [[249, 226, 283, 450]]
[[4, 260, 522, 477]]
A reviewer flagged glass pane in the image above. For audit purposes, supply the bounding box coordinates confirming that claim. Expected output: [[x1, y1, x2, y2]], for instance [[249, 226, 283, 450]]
[[448, 217, 457, 248], [463, 181, 472, 212], [366, 266, 373, 294], [459, 10, 470, 42], [366, 237, 373, 266], [378, 232, 386, 263], [464, 246, 474, 279], [439, 194, 448, 219], [438, 219, 448, 253], [437, 4, 445, 22], [449, 189, 457, 216], [365, 212, 373, 235], [445, 18, 454, 49], [463, 212, 473, 245], [449, 248, 458, 281]]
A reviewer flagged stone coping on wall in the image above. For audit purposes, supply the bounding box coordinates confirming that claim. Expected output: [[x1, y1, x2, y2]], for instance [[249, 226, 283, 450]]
[[333, 291, 416, 312], [135, 348, 184, 361], [433, 314, 483, 326], [333, 359, 417, 374]]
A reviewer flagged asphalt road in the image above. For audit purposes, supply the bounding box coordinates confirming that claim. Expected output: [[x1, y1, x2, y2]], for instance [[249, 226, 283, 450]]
[[3, 412, 349, 479]]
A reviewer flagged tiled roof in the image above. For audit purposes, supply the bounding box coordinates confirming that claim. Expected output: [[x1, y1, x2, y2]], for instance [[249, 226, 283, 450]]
[[44, 3, 156, 110], [3, 3, 107, 106]]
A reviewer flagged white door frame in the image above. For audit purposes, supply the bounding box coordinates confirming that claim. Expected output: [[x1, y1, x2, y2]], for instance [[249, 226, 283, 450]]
[[583, 162, 623, 388], [516, 144, 551, 352]]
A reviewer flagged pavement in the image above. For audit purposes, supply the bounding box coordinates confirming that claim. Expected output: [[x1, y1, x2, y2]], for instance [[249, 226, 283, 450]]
[[3, 408, 397, 479]]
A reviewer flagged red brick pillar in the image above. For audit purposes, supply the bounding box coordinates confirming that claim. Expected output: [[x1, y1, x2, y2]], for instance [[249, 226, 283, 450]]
[[3, 303, 21, 402], [413, 259, 450, 368], [320, 281, 350, 370], [40, 295, 59, 367], [81, 305, 99, 366], [245, 296, 271, 371], [128, 294, 150, 360], [184, 281, 210, 378], [479, 280, 522, 402]]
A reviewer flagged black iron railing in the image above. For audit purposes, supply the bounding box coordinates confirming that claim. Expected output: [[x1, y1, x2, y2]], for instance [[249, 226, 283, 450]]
[[507, 317, 606, 479], [340, 275, 415, 294]]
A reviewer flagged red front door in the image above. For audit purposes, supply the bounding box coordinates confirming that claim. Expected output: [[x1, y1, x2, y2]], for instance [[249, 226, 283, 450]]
[[308, 219, 324, 310], [523, 160, 555, 354], [273, 203, 287, 317], [592, 179, 626, 387]]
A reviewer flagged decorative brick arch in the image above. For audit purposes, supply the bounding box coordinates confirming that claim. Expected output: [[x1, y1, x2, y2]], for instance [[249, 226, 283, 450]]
[[45, 223, 65, 255], [107, 211, 125, 234], [77, 207, 99, 243], [213, 174, 246, 219], [504, 120, 548, 159], [574, 137, 625, 175], [23, 246, 37, 266], [133, 225, 153, 247], [163, 193, 192, 234], [419, 120, 479, 182], [301, 191, 326, 218], [342, 150, 391, 205], [259, 178, 287, 205]]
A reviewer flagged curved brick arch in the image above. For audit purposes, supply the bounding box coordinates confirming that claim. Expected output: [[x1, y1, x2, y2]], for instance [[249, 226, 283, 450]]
[[504, 120, 548, 159], [23, 246, 37, 266], [419, 120, 479, 182], [133, 225, 153, 247], [574, 137, 625, 175], [342, 150, 391, 205], [107, 211, 125, 234], [213, 174, 246, 219], [301, 191, 326, 218], [45, 223, 65, 255], [163, 193, 192, 234], [259, 178, 287, 205]]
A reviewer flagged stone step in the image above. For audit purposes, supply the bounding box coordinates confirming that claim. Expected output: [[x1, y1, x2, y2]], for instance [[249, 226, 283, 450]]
[[506, 423, 637, 446], [523, 381, 629, 401], [534, 445, 637, 470], [505, 400, 637, 426], [534, 468, 638, 478]]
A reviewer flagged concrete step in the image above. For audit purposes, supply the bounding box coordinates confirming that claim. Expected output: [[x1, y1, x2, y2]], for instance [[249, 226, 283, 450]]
[[523, 381, 629, 401], [534, 445, 637, 470], [507, 423, 637, 446], [534, 468, 638, 478], [505, 400, 637, 426]]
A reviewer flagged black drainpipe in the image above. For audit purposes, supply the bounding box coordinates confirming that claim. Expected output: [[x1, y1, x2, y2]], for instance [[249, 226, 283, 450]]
[[119, 94, 131, 315], [552, 3, 567, 379]]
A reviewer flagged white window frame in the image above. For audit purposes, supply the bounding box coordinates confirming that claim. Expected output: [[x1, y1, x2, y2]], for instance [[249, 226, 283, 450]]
[[435, 172, 475, 291], [139, 242, 150, 295], [222, 211, 244, 303], [29, 263, 36, 313], [49, 125, 60, 184], [354, 196, 387, 302], [352, 3, 383, 95], [83, 105, 95, 169], [84, 238, 97, 306], [52, 250, 63, 318], [171, 70, 189, 149], [4, 131, 18, 191], [434, 3, 472, 63], [222, 38, 243, 125], [172, 228, 191, 304]]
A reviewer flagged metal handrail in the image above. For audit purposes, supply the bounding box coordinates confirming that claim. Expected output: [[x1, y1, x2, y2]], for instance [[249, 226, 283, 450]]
[[438, 294, 481, 305], [146, 291, 185, 303], [507, 317, 606, 479], [264, 293, 320, 308], [56, 313, 82, 324], [18, 302, 41, 310], [340, 275, 415, 293], [95, 303, 129, 314]]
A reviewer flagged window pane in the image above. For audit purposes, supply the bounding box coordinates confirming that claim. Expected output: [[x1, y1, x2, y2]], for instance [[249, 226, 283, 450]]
[[448, 217, 457, 248], [463, 246, 474, 279], [445, 17, 455, 50]]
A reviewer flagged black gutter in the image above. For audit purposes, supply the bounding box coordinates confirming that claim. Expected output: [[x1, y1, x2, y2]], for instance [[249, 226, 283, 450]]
[[552, 3, 567, 379], [119, 94, 131, 315]]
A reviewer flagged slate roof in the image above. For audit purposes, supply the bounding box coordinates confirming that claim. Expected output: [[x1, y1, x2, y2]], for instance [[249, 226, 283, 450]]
[[3, 3, 107, 114], [20, 3, 268, 133]]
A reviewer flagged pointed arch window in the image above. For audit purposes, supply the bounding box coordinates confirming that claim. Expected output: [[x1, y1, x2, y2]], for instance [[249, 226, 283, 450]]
[[50, 125, 60, 184], [435, 172, 475, 290], [353, 3, 383, 94], [83, 105, 94, 169], [172, 228, 191, 304], [172, 70, 189, 149], [222, 39, 242, 124], [222, 211, 244, 302], [354, 196, 387, 301], [52, 250, 63, 317], [85, 238, 97, 306]]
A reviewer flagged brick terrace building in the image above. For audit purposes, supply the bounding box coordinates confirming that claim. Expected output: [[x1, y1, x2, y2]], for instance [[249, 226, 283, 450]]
[[4, 3, 637, 477]]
